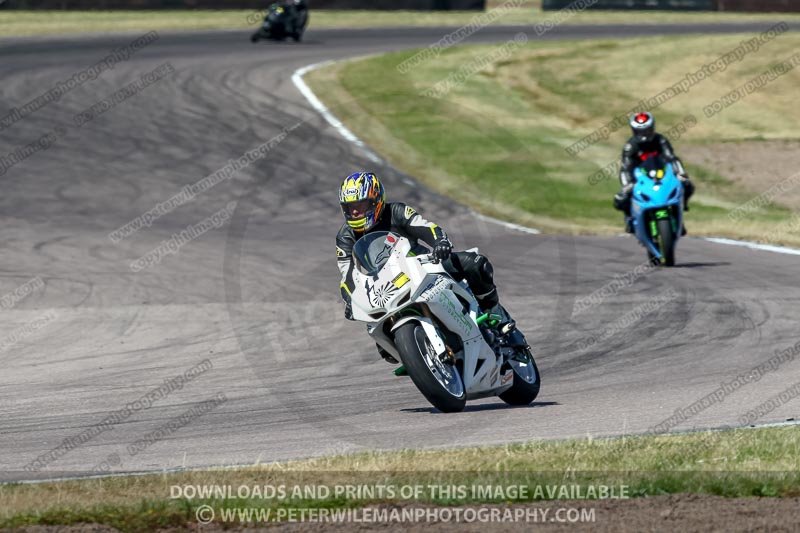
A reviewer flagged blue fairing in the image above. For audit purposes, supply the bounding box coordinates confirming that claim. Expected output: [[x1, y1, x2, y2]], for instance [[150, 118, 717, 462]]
[[630, 161, 684, 261]]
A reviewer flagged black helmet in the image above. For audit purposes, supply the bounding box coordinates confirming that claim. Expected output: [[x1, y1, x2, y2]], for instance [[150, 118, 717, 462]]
[[630, 112, 655, 143]]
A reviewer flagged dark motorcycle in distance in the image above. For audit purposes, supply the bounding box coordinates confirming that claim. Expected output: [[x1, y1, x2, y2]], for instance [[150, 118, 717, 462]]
[[251, 2, 308, 43]]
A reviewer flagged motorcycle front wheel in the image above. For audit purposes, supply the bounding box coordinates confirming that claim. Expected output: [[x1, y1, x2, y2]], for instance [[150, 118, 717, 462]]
[[656, 218, 676, 266], [498, 346, 540, 406], [395, 323, 466, 413]]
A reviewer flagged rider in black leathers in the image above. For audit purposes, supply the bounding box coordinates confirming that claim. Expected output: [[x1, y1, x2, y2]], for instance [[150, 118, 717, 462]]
[[336, 172, 512, 364], [614, 112, 695, 234]]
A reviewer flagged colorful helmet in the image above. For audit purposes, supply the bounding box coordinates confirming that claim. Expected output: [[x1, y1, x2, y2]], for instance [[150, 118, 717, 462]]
[[630, 112, 655, 142], [339, 172, 386, 232]]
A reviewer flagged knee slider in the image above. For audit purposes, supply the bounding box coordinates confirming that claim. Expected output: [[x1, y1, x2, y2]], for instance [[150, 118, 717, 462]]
[[613, 193, 628, 211], [477, 256, 494, 281], [470, 255, 496, 296]]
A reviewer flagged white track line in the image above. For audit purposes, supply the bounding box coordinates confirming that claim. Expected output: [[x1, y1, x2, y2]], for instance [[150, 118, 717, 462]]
[[291, 61, 382, 165], [702, 237, 800, 256], [473, 212, 541, 235], [292, 61, 800, 252], [291, 61, 536, 234]]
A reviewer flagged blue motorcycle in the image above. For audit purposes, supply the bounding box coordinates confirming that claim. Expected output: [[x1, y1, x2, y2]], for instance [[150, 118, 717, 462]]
[[629, 155, 684, 267]]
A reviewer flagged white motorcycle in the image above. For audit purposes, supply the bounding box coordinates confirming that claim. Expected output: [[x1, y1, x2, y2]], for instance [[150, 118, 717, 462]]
[[349, 231, 540, 413]]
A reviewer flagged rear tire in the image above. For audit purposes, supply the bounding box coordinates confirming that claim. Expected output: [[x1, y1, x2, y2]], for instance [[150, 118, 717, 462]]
[[499, 347, 541, 406], [656, 218, 675, 267], [395, 323, 466, 413]]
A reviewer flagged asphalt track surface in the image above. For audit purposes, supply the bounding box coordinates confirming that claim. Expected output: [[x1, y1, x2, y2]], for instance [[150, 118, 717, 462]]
[[1, 23, 799, 482]]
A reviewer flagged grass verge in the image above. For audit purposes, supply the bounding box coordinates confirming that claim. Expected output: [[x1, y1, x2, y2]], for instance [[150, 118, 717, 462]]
[[306, 33, 800, 246], [2, 3, 800, 37], [1, 427, 799, 531]]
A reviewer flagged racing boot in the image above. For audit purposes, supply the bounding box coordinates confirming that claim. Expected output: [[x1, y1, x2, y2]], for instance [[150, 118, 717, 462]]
[[624, 217, 634, 234], [488, 303, 516, 335], [490, 303, 531, 351], [367, 324, 399, 364], [376, 343, 398, 364]]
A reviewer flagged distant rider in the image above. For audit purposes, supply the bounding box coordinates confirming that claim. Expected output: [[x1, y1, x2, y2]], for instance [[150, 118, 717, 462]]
[[284, 0, 307, 29], [613, 112, 695, 234], [336, 172, 513, 364]]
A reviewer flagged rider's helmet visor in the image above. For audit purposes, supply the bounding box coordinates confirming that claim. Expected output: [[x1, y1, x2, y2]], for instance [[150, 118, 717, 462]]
[[341, 199, 378, 231]]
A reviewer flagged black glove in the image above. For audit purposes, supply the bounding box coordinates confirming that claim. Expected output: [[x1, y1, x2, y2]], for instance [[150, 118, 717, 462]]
[[344, 300, 354, 321], [613, 189, 628, 212], [432, 238, 453, 263]]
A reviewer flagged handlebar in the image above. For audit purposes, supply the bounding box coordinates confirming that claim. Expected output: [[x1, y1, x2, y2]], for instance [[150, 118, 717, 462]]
[[417, 253, 452, 265]]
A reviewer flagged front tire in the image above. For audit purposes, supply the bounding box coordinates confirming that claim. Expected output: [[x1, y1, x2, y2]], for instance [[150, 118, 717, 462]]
[[395, 323, 466, 413], [656, 218, 676, 266], [499, 347, 540, 405]]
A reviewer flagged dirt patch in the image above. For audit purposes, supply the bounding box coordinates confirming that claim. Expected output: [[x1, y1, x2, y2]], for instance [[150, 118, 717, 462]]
[[257, 496, 800, 532], [5, 495, 799, 533], [682, 140, 800, 210]]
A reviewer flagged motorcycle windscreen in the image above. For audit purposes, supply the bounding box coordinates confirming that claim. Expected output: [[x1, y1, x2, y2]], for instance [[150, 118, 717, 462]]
[[634, 162, 681, 206], [352, 231, 400, 276]]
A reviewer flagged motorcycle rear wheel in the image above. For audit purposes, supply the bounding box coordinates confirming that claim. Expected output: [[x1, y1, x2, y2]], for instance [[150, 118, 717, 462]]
[[395, 323, 466, 413]]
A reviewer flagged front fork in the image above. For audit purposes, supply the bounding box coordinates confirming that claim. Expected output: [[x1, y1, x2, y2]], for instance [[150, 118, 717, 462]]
[[648, 206, 681, 240]]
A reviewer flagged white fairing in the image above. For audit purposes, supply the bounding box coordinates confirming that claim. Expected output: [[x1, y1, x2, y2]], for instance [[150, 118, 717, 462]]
[[350, 234, 513, 398]]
